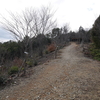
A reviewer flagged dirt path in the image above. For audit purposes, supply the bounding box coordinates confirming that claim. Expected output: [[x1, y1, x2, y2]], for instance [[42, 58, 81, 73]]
[[0, 43, 100, 100]]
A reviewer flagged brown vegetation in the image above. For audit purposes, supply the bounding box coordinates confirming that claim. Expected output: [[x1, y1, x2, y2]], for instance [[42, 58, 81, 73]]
[[47, 44, 56, 52]]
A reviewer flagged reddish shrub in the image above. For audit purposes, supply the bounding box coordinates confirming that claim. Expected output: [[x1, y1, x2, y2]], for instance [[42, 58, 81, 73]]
[[13, 58, 23, 67], [47, 44, 56, 52]]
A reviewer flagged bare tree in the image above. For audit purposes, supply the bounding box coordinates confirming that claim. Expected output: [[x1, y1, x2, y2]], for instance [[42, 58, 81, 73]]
[[0, 6, 56, 41], [40, 6, 56, 34], [62, 23, 70, 34], [0, 6, 56, 54], [0, 6, 56, 75]]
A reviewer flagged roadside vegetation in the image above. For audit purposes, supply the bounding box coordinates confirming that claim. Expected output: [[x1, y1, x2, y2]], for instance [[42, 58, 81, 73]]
[[0, 5, 100, 87], [89, 16, 100, 61]]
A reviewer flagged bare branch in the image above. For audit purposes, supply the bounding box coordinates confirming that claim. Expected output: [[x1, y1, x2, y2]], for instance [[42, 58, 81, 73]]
[[0, 6, 56, 41]]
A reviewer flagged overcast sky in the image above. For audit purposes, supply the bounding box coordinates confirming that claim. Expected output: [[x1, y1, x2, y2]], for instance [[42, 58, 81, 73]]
[[0, 0, 100, 42]]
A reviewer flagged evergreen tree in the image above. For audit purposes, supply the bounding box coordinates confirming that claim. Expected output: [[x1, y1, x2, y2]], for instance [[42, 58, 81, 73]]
[[91, 15, 100, 48]]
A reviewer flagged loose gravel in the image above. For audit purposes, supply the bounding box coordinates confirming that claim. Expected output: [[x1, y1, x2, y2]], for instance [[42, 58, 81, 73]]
[[0, 43, 100, 100]]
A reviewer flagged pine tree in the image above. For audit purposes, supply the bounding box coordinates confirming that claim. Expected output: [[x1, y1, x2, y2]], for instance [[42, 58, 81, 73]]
[[91, 15, 100, 48]]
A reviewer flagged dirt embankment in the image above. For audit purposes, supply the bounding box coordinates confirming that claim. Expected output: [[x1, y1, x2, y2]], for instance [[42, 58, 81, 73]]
[[0, 43, 100, 100]]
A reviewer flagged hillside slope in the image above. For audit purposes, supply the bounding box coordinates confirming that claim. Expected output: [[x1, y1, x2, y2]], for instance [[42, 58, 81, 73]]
[[0, 43, 100, 100]]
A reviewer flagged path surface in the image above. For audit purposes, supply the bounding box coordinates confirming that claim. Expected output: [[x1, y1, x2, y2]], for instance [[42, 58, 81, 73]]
[[0, 43, 100, 100]]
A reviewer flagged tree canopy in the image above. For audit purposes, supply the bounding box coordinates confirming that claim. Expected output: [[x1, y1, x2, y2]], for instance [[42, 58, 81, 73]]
[[91, 15, 100, 48]]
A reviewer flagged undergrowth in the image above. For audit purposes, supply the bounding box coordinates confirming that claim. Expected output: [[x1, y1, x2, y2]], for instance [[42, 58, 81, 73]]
[[8, 66, 19, 75], [89, 43, 100, 61]]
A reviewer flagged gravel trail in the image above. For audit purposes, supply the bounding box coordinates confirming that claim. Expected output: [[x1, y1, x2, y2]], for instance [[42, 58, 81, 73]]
[[0, 43, 100, 100]]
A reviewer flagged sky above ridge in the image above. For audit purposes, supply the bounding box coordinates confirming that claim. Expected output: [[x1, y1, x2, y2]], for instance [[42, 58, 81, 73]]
[[0, 0, 100, 42]]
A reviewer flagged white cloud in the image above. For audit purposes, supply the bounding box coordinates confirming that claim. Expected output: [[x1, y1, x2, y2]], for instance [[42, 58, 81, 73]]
[[0, 29, 13, 42], [53, 0, 99, 30], [0, 37, 12, 42], [0, 0, 100, 41]]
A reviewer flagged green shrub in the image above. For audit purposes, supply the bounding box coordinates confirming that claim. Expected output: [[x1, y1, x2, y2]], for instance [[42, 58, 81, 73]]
[[0, 75, 6, 85], [26, 61, 33, 67], [34, 61, 38, 66], [91, 15, 100, 48], [89, 43, 100, 61], [39, 50, 43, 57], [8, 66, 19, 75], [45, 50, 49, 54]]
